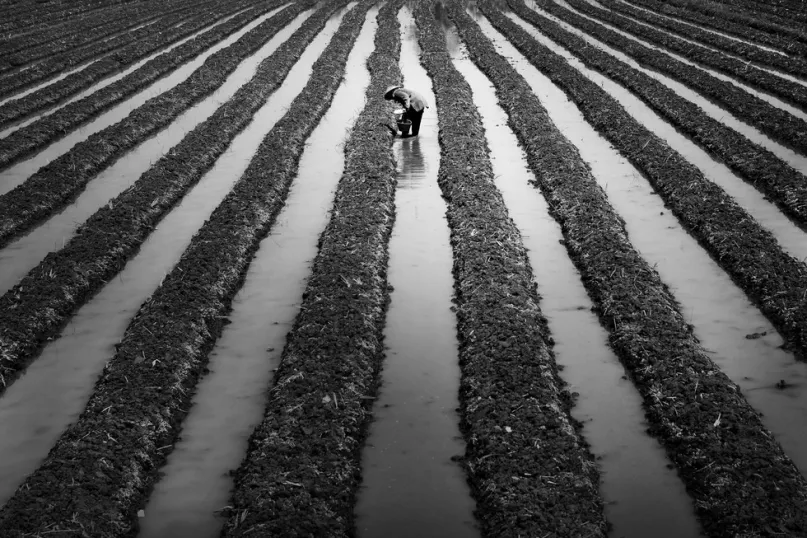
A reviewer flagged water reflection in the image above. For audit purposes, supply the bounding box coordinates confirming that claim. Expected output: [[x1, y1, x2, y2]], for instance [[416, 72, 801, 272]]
[[396, 135, 426, 188]]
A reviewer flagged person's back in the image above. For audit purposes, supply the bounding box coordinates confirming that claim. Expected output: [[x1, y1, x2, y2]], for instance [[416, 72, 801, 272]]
[[384, 85, 428, 136]]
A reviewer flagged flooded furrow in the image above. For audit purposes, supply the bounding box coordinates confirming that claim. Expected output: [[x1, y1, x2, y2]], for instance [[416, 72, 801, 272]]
[[590, 0, 807, 86], [0, 5, 293, 197], [354, 7, 478, 538], [0, 7, 255, 139], [0, 9, 309, 295], [553, 0, 807, 121], [617, 0, 790, 56], [522, 1, 807, 180], [511, 6, 807, 264], [137, 7, 376, 537], [449, 29, 701, 538], [478, 13, 807, 479], [0, 7, 351, 507], [0, 53, 108, 108]]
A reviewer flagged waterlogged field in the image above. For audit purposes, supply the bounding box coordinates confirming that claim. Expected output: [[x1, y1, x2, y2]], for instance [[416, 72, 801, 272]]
[[1, 0, 807, 536]]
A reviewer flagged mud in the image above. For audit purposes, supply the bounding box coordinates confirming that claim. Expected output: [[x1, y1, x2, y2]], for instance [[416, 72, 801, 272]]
[[222, 1, 399, 534], [138, 8, 376, 536], [0, 3, 349, 509], [449, 32, 702, 538], [354, 9, 478, 537], [454, 1, 807, 534], [0, 0, 369, 534]]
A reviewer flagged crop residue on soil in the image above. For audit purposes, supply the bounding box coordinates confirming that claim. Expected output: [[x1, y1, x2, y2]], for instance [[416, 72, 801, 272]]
[[354, 7, 478, 538]]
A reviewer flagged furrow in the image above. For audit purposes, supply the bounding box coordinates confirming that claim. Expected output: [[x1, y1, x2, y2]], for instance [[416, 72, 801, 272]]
[[0, 0, 262, 133], [508, 3, 807, 236], [414, 1, 608, 536], [538, 0, 807, 155], [456, 1, 807, 535], [0, 0, 369, 534], [563, 0, 807, 110], [222, 0, 400, 534], [0, 1, 302, 247], [0, 0, 336, 396]]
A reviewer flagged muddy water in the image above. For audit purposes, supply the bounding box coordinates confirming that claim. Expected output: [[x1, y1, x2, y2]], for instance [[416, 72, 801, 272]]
[[0, 10, 310, 296], [0, 4, 293, 196], [0, 18, 161, 104], [354, 7, 478, 538], [511, 7, 807, 264], [590, 0, 807, 87], [552, 0, 807, 122], [0, 6, 353, 509], [0, 8, 257, 138], [477, 14, 807, 482], [136, 6, 373, 536], [450, 24, 701, 538], [520, 2, 807, 185], [617, 0, 791, 57], [0, 55, 106, 108]]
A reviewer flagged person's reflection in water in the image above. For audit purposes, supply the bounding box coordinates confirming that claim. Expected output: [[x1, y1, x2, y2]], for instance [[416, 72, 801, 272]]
[[398, 135, 426, 190]]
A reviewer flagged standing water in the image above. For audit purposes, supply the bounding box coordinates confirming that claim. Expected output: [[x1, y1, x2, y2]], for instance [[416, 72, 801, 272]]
[[449, 16, 701, 538], [354, 6, 478, 538], [0, 4, 352, 509], [137, 4, 373, 536], [477, 7, 807, 482]]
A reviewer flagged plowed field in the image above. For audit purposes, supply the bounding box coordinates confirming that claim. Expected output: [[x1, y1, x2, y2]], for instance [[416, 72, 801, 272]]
[[1, 0, 807, 536]]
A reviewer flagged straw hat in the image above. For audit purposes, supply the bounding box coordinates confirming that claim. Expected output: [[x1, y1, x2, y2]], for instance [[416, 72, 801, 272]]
[[384, 85, 400, 99]]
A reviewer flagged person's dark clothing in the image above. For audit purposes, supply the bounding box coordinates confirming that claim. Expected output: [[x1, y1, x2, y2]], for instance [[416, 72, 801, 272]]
[[385, 86, 428, 136]]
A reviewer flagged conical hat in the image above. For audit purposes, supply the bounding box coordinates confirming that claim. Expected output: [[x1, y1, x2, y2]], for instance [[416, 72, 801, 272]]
[[384, 85, 400, 99]]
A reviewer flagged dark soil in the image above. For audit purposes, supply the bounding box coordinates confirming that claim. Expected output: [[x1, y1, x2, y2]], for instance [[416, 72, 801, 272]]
[[0, 0, 335, 395], [418, 1, 608, 536], [508, 0, 807, 231], [0, 0, 277, 166], [538, 0, 807, 156], [0, 0, 225, 96], [0, 0, 260, 132], [465, 1, 807, 534], [220, 1, 400, 535], [499, 0, 807, 364], [0, 0, 202, 74], [599, 0, 807, 80], [629, 0, 807, 56], [562, 0, 807, 112], [0, 1, 373, 535], [0, 0, 304, 247]]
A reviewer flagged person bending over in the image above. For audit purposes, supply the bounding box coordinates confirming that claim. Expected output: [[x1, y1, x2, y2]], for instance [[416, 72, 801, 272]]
[[384, 85, 428, 136]]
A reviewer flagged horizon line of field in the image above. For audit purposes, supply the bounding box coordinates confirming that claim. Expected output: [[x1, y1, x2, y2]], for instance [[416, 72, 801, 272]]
[[1, 0, 807, 532]]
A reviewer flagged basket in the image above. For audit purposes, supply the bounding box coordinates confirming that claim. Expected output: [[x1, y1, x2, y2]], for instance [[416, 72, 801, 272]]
[[397, 119, 412, 136]]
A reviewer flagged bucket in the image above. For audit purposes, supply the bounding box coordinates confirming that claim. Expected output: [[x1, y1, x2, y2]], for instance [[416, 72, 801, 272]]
[[397, 119, 412, 136]]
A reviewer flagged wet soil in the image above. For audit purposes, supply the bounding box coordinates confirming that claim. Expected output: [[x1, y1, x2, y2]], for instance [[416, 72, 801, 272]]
[[454, 1, 807, 534], [138, 9, 377, 536], [0, 1, 307, 245], [418, 2, 608, 536], [222, 1, 399, 534], [0, 6, 307, 295], [0, 0, 369, 535], [0, 3, 349, 510], [0, 0, 336, 394], [354, 9, 478, 537], [450, 31, 702, 538]]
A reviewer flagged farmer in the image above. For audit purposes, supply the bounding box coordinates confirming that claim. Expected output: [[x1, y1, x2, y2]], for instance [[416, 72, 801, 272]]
[[384, 85, 428, 136]]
